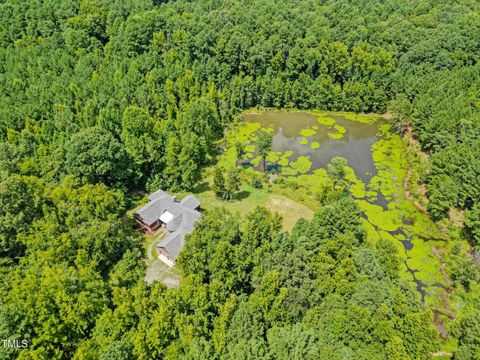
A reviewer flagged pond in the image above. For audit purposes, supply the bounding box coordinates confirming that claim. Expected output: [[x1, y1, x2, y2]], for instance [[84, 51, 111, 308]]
[[243, 111, 382, 182]]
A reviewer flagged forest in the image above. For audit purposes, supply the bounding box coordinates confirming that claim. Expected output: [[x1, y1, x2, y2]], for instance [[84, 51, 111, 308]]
[[0, 0, 479, 359]]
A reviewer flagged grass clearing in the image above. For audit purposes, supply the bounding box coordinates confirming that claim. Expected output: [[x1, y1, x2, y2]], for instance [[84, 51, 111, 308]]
[[178, 181, 313, 231]]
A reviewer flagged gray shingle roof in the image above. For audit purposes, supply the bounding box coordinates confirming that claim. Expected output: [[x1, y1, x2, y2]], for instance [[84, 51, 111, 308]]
[[134, 189, 201, 262], [166, 212, 183, 232], [180, 195, 201, 210], [148, 189, 169, 201], [135, 194, 169, 226], [135, 193, 185, 226], [158, 228, 190, 261]]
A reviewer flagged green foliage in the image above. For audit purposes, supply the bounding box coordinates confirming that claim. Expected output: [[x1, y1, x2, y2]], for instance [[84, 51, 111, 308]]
[[0, 174, 43, 259], [410, 68, 480, 233], [257, 130, 273, 172], [212, 166, 241, 200], [225, 168, 241, 200], [251, 176, 263, 189], [121, 105, 163, 185], [427, 175, 458, 221], [181, 98, 221, 155], [375, 237, 402, 281], [451, 312, 480, 359], [0, 0, 479, 357], [213, 166, 226, 198], [152, 132, 204, 191], [465, 203, 480, 248], [235, 142, 246, 164], [62, 127, 132, 186], [327, 157, 348, 190]]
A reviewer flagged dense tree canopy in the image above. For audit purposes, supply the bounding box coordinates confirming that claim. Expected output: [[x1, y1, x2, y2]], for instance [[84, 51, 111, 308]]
[[1, 0, 480, 358]]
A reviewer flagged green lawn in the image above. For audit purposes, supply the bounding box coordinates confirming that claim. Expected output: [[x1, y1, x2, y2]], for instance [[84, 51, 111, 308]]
[[143, 230, 165, 259], [178, 182, 314, 231]]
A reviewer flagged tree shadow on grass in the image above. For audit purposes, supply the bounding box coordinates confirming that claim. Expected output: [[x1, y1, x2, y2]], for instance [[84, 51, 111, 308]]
[[192, 182, 209, 194], [234, 190, 250, 201]]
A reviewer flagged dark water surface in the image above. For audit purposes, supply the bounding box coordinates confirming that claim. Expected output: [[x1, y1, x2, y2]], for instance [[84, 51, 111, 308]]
[[244, 111, 381, 183]]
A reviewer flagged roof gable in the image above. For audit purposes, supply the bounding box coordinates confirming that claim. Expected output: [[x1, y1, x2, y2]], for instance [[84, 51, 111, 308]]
[[180, 195, 201, 210]]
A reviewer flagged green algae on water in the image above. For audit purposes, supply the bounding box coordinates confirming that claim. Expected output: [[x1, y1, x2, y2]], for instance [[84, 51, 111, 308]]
[[356, 199, 401, 232], [300, 128, 316, 137], [266, 151, 281, 163], [217, 147, 237, 168], [287, 168, 331, 193], [290, 156, 312, 173], [279, 150, 294, 167], [345, 166, 367, 198], [340, 112, 382, 125], [317, 116, 336, 126], [228, 122, 261, 144], [328, 124, 346, 140], [334, 124, 346, 133], [279, 157, 289, 166], [251, 156, 261, 167]]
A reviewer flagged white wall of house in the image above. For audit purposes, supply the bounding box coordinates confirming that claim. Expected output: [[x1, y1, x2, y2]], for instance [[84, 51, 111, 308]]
[[158, 253, 175, 267]]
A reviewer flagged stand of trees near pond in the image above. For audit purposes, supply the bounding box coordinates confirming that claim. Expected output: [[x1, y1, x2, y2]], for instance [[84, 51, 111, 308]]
[[0, 0, 479, 358]]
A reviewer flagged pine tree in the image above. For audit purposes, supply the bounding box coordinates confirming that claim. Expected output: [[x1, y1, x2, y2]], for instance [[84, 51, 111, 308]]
[[225, 167, 241, 200], [257, 130, 272, 173], [235, 142, 246, 165], [213, 166, 226, 199]]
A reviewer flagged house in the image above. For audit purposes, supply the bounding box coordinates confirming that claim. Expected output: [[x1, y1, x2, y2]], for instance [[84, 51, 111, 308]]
[[134, 189, 201, 267]]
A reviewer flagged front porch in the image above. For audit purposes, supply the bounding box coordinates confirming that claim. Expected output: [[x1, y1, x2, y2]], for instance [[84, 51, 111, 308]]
[[135, 218, 165, 235]]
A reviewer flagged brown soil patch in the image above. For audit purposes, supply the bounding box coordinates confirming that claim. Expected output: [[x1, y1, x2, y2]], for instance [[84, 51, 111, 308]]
[[448, 208, 464, 228]]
